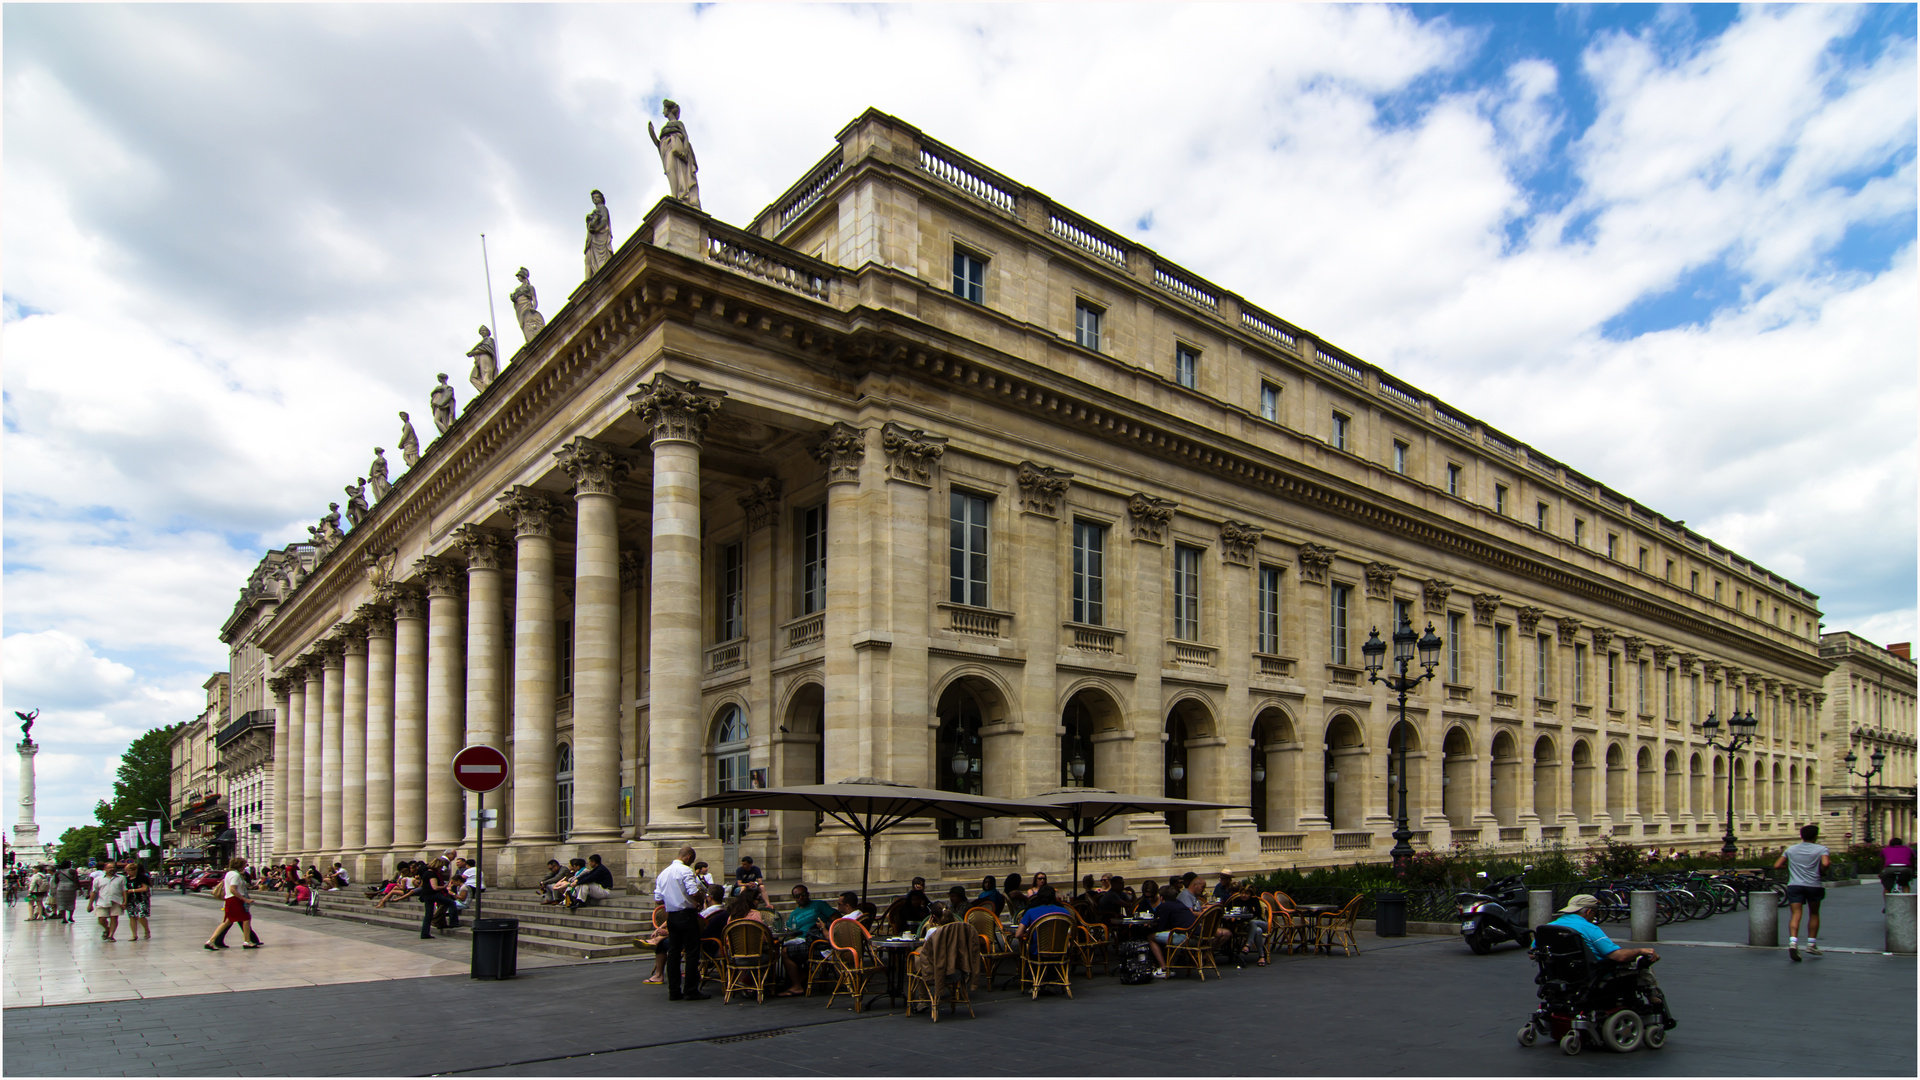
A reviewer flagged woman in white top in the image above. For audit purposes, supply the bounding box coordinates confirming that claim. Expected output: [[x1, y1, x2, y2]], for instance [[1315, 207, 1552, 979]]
[[205, 857, 262, 950]]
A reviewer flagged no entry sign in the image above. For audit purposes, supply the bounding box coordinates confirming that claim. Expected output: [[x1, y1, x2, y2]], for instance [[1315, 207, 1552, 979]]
[[451, 744, 509, 793]]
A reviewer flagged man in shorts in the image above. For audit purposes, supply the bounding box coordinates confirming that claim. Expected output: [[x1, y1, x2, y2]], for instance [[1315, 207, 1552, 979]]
[[93, 862, 128, 941], [1773, 823, 1830, 961]]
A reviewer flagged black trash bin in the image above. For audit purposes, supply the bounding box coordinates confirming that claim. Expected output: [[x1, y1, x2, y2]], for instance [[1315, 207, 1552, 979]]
[[1374, 891, 1406, 938], [470, 918, 519, 980]]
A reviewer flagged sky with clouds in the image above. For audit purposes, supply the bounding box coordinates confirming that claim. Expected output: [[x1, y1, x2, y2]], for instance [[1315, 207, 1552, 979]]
[[5, 3, 1915, 843]]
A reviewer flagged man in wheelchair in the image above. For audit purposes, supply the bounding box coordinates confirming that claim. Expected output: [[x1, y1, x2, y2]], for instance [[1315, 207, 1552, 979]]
[[1523, 894, 1676, 1052]]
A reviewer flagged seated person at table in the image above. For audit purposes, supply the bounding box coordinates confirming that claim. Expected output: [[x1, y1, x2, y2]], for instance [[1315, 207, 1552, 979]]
[[894, 877, 932, 931], [1013, 885, 1072, 956], [974, 875, 1005, 915], [1147, 885, 1196, 975], [1212, 869, 1236, 902], [725, 886, 767, 925], [776, 885, 838, 995], [942, 885, 970, 925], [733, 855, 763, 897], [1002, 873, 1028, 915], [1080, 874, 1099, 901], [1096, 875, 1129, 925], [1177, 873, 1202, 911]]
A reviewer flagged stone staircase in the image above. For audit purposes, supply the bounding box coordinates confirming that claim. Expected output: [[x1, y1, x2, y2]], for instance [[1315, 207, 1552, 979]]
[[312, 889, 653, 959]]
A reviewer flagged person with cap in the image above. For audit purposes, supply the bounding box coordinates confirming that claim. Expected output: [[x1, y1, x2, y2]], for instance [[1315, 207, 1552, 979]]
[[1211, 869, 1236, 903], [1549, 893, 1674, 1027]]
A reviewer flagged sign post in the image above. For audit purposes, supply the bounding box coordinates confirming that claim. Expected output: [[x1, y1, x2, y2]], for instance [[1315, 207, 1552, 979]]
[[451, 744, 509, 922]]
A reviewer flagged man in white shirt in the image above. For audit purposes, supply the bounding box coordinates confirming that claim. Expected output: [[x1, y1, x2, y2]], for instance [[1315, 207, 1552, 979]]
[[653, 846, 708, 1001], [86, 866, 107, 913], [94, 863, 129, 940]]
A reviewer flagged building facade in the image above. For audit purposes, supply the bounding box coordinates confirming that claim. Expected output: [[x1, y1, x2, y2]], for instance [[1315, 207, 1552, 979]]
[[168, 675, 228, 863], [247, 110, 1830, 889], [213, 548, 305, 867], [1818, 633, 1918, 844]]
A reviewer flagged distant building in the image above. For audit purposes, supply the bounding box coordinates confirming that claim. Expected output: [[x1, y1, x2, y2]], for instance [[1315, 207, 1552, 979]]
[[1818, 633, 1918, 843], [169, 674, 228, 864], [214, 547, 308, 867]]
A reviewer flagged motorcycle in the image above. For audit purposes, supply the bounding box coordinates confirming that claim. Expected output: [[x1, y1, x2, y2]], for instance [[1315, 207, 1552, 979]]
[[1458, 866, 1533, 955]]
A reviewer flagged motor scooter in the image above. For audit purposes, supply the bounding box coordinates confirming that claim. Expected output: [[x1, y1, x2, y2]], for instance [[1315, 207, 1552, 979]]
[[1458, 866, 1532, 954]]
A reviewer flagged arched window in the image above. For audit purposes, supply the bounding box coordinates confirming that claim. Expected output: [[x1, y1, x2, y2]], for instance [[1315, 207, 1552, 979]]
[[555, 743, 574, 837], [713, 706, 750, 847], [936, 685, 984, 840], [1164, 711, 1191, 834]]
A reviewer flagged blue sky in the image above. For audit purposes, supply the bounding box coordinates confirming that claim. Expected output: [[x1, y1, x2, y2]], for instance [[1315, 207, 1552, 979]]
[[5, 3, 1915, 841]]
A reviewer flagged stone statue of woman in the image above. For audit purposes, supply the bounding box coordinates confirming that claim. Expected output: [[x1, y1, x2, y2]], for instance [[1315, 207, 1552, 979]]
[[368, 448, 391, 500], [647, 99, 702, 209], [510, 267, 545, 342], [397, 412, 421, 467], [467, 325, 498, 393], [429, 374, 457, 434], [584, 190, 613, 278], [344, 479, 370, 528]]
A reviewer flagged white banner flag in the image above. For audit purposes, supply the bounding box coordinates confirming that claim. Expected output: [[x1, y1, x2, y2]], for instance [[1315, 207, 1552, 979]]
[[150, 819, 163, 845], [107, 841, 118, 859]]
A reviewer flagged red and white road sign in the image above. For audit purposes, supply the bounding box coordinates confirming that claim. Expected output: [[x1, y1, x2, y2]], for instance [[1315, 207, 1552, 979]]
[[451, 744, 509, 793]]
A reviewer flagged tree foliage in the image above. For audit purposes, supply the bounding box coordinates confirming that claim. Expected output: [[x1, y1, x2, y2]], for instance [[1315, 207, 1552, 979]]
[[102, 724, 177, 827]]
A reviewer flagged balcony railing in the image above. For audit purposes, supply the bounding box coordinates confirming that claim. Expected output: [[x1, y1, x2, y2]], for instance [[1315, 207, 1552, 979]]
[[784, 612, 825, 650], [1172, 835, 1228, 860], [1255, 653, 1294, 678], [1450, 828, 1481, 844], [1079, 838, 1134, 863], [705, 638, 745, 674], [215, 710, 275, 749], [1332, 832, 1372, 851], [941, 840, 1022, 871], [941, 604, 1009, 639], [1169, 640, 1217, 668], [1260, 833, 1304, 853], [1499, 827, 1527, 842], [1066, 624, 1121, 656]]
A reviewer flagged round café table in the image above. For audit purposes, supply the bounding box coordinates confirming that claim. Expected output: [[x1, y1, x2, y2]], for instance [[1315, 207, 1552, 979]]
[[1293, 904, 1340, 954]]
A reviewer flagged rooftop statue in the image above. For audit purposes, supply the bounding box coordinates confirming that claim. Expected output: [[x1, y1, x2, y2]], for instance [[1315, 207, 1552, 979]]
[[397, 412, 421, 467], [429, 374, 457, 434], [648, 99, 701, 209], [584, 190, 613, 278], [510, 267, 545, 342], [368, 447, 392, 500], [345, 478, 370, 529], [467, 325, 498, 393]]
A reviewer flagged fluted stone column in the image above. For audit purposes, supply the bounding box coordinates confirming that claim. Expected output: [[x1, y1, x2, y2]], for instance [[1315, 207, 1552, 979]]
[[270, 676, 293, 860], [628, 375, 726, 841], [813, 423, 866, 786], [557, 438, 634, 843], [301, 661, 323, 855], [457, 525, 511, 849], [421, 557, 468, 851], [320, 637, 346, 854], [392, 589, 428, 855], [362, 604, 396, 868], [341, 623, 369, 860], [502, 488, 560, 856]]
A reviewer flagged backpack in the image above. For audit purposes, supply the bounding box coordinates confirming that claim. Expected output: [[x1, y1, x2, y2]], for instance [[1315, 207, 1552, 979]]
[[1117, 940, 1155, 985]]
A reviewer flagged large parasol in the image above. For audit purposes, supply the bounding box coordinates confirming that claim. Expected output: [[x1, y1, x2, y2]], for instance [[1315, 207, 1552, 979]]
[[1009, 788, 1246, 891]]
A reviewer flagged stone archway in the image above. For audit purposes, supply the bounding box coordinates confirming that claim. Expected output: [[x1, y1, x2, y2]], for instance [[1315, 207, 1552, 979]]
[[1253, 706, 1299, 833], [1605, 742, 1629, 824], [1386, 719, 1424, 829], [1324, 714, 1367, 831], [1491, 730, 1520, 827], [774, 681, 825, 857], [1635, 746, 1655, 822], [1570, 740, 1596, 824], [1532, 736, 1560, 824], [1442, 726, 1473, 828], [1163, 696, 1220, 835]]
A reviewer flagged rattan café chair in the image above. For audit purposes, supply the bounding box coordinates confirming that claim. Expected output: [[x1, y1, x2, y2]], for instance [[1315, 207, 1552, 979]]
[[721, 919, 776, 1003], [905, 923, 983, 1022], [965, 904, 1018, 990], [825, 917, 885, 1012], [1018, 912, 1076, 999], [1164, 903, 1225, 981]]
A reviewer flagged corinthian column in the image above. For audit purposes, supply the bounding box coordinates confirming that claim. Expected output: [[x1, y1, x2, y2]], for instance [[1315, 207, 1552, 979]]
[[556, 438, 634, 842], [392, 588, 428, 855], [320, 637, 346, 854], [628, 373, 726, 839], [458, 523, 511, 846], [812, 422, 866, 784], [341, 623, 369, 860], [302, 660, 324, 854], [269, 675, 293, 860], [501, 487, 560, 850], [420, 557, 468, 851], [283, 668, 306, 860], [362, 604, 396, 866]]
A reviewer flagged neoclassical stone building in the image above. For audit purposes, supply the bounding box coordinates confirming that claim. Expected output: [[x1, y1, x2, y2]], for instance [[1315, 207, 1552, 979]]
[[1818, 633, 1917, 843], [251, 109, 1830, 889]]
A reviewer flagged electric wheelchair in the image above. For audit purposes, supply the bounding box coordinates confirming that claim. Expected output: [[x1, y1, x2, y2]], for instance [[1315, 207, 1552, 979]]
[[1516, 923, 1676, 1055]]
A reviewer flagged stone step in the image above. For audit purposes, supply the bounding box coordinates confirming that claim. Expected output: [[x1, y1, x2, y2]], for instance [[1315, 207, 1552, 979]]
[[323, 895, 652, 938], [183, 890, 645, 960]]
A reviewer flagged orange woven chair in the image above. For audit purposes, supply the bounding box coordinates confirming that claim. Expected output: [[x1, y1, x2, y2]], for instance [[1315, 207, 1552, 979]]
[[1322, 894, 1363, 957], [824, 917, 885, 1012], [1018, 912, 1075, 999], [964, 904, 1017, 990], [801, 936, 837, 997], [905, 923, 982, 1022], [1164, 904, 1225, 980], [1066, 900, 1112, 977], [698, 912, 729, 987], [721, 919, 775, 1003]]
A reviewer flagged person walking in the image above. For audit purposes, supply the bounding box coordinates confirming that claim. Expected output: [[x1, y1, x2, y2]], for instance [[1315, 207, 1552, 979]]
[[26, 865, 50, 920], [49, 861, 79, 924], [1774, 823, 1831, 961], [654, 846, 707, 1000], [93, 861, 128, 941], [125, 862, 153, 940], [417, 861, 457, 939], [205, 857, 263, 950]]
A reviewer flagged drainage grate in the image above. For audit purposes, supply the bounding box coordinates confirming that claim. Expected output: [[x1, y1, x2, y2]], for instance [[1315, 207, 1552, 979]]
[[705, 1029, 792, 1045]]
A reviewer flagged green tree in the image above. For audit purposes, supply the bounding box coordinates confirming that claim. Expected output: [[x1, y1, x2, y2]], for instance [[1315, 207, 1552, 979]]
[[55, 822, 110, 863], [101, 724, 177, 826]]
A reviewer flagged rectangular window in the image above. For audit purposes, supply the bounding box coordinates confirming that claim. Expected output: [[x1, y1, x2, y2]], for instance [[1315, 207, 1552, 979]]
[[1638, 660, 1649, 713], [1331, 412, 1349, 451], [952, 249, 985, 304], [1665, 668, 1676, 720], [558, 620, 573, 696], [1259, 382, 1280, 421], [1393, 597, 1413, 631], [1713, 580, 1723, 602], [1735, 589, 1743, 611], [1607, 533, 1618, 560], [1573, 519, 1585, 546], [1690, 675, 1701, 723], [1536, 502, 1550, 530], [1495, 625, 1510, 692], [800, 505, 827, 615], [1689, 570, 1700, 593], [1174, 345, 1199, 389], [1172, 545, 1203, 641], [1607, 652, 1620, 709], [1330, 585, 1351, 666], [949, 492, 990, 607], [1071, 520, 1106, 626], [717, 541, 745, 641], [1446, 464, 1461, 496], [1537, 634, 1552, 697], [1495, 485, 1509, 515], [1257, 566, 1283, 654], [1574, 643, 1587, 703], [1393, 441, 1408, 474], [1665, 559, 1675, 582], [1446, 612, 1463, 684], [1074, 300, 1103, 351], [1639, 547, 1649, 571]]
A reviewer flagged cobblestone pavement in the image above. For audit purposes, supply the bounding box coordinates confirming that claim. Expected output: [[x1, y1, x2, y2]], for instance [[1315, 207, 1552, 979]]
[[4, 881, 1911, 1076]]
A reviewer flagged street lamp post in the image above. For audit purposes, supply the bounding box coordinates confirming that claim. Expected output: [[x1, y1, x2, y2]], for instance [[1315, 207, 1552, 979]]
[[1844, 746, 1886, 844], [1700, 709, 1759, 856], [1362, 616, 1443, 871]]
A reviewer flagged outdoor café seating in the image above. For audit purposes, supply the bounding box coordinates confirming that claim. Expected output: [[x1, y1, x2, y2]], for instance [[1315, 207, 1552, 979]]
[[1321, 894, 1363, 957], [1164, 903, 1226, 980], [1018, 912, 1075, 999], [721, 919, 775, 1003], [905, 921, 984, 1022], [825, 917, 886, 1012], [1066, 899, 1113, 976], [965, 904, 1017, 989]]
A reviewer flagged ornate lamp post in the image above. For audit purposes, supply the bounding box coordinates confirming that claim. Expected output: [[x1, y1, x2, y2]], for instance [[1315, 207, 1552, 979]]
[[1700, 708, 1759, 856], [1362, 616, 1443, 870], [1844, 746, 1886, 844]]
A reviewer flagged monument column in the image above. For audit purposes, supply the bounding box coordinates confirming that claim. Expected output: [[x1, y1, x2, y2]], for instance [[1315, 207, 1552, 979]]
[[457, 524, 511, 852], [12, 732, 43, 862], [391, 588, 428, 856], [361, 604, 395, 875], [628, 374, 726, 841], [421, 557, 468, 852], [301, 660, 324, 855], [320, 637, 346, 856], [340, 623, 369, 863], [283, 666, 307, 860], [269, 676, 293, 860], [501, 487, 560, 867], [557, 438, 633, 843]]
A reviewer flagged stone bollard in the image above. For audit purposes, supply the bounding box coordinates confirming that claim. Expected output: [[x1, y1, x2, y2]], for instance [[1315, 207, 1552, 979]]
[[1629, 891, 1659, 942], [1748, 890, 1779, 946], [1888, 893, 1916, 955], [1529, 890, 1555, 934]]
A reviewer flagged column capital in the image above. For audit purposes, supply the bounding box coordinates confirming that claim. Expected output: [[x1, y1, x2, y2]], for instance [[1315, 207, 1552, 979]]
[[320, 636, 347, 669], [414, 557, 466, 599], [620, 548, 646, 591], [1016, 461, 1073, 516], [1296, 542, 1336, 584], [1363, 561, 1398, 601], [339, 621, 369, 656], [737, 477, 783, 531], [1619, 634, 1646, 660], [1556, 617, 1585, 646], [879, 421, 948, 485], [628, 372, 726, 447], [1127, 493, 1177, 543], [356, 602, 395, 638], [1516, 606, 1545, 637], [1219, 519, 1263, 566], [390, 584, 427, 620], [1472, 592, 1502, 626], [1592, 625, 1617, 651], [554, 439, 633, 497], [811, 422, 866, 484], [455, 523, 513, 571], [268, 675, 296, 697], [498, 486, 562, 537], [1421, 578, 1453, 614]]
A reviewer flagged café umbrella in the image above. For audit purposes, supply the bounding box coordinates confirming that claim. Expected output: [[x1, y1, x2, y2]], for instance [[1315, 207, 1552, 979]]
[[1009, 788, 1246, 890], [681, 778, 1032, 902]]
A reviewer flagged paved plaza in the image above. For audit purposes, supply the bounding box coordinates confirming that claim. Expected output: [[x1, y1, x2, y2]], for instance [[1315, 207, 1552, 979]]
[[3, 882, 1912, 1076]]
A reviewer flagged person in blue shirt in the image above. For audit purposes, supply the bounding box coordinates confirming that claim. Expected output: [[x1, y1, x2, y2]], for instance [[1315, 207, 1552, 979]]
[[775, 884, 838, 996], [1548, 894, 1672, 1027], [1014, 885, 1071, 956], [974, 875, 1005, 914]]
